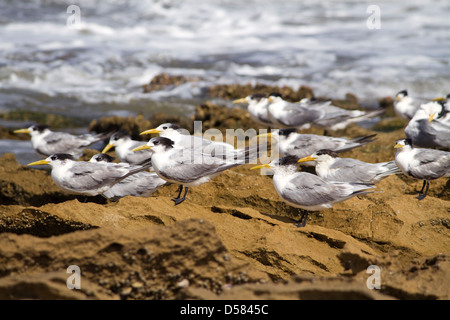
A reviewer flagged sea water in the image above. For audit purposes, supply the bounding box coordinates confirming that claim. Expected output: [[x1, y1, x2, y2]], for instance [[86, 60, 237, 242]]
[[0, 0, 449, 162]]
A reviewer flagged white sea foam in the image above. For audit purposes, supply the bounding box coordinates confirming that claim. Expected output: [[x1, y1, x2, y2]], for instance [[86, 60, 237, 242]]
[[0, 0, 449, 121]]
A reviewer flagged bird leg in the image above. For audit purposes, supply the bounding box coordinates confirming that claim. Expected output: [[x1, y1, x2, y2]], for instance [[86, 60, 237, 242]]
[[294, 211, 309, 227], [416, 180, 430, 201], [173, 185, 183, 199], [172, 187, 189, 206]]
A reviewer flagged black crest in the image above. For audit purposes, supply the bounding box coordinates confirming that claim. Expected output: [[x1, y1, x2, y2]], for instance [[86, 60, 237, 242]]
[[111, 130, 130, 140], [92, 153, 115, 163], [150, 136, 174, 148], [403, 138, 413, 146], [397, 89, 408, 97], [315, 149, 338, 158], [160, 123, 180, 130], [31, 124, 49, 132], [278, 128, 297, 137], [269, 92, 283, 99], [49, 153, 75, 161], [278, 155, 299, 167], [249, 93, 266, 101]]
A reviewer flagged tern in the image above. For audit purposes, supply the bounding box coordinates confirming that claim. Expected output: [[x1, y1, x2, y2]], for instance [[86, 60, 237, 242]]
[[14, 124, 111, 159], [101, 130, 152, 165], [394, 90, 420, 119], [133, 136, 262, 205], [89, 153, 166, 200], [140, 123, 237, 160], [251, 156, 375, 227], [28, 153, 152, 197], [394, 138, 450, 200], [404, 100, 450, 148], [233, 93, 273, 126], [257, 128, 377, 163], [298, 149, 401, 184]]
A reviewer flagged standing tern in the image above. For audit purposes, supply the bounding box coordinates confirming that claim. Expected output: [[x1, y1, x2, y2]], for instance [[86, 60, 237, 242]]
[[101, 130, 152, 165], [257, 128, 377, 162], [394, 138, 450, 200], [89, 153, 166, 200], [251, 156, 375, 227], [298, 149, 400, 184], [233, 93, 273, 126], [28, 153, 152, 197], [133, 136, 262, 205], [14, 124, 111, 159]]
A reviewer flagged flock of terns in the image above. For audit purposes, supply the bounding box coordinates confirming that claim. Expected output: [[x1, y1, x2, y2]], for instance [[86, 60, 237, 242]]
[[12, 90, 450, 227]]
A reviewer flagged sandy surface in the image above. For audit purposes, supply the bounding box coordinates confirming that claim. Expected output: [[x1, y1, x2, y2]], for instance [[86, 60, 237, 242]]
[[0, 82, 449, 300]]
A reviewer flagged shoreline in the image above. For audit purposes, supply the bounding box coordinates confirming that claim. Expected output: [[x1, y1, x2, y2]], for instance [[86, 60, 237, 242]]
[[0, 81, 449, 300]]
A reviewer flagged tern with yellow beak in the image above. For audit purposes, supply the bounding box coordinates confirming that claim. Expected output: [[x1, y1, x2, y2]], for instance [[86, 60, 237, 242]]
[[404, 100, 450, 148], [133, 136, 263, 205], [233, 94, 273, 126], [140, 123, 238, 160], [102, 130, 152, 165], [89, 153, 166, 201], [394, 138, 450, 200], [251, 156, 375, 227], [257, 129, 377, 162], [298, 149, 400, 184], [28, 153, 152, 197], [394, 90, 420, 119], [14, 124, 111, 159]]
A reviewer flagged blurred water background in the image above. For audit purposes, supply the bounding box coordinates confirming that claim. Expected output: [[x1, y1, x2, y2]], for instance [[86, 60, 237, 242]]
[[1, 0, 449, 162]]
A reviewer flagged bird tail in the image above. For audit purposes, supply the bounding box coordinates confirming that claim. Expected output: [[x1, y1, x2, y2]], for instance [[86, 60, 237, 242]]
[[347, 109, 385, 124], [120, 158, 153, 180], [235, 142, 267, 165], [334, 134, 378, 153], [82, 130, 116, 144]]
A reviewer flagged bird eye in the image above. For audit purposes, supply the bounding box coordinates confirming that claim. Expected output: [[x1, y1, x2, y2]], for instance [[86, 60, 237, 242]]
[[51, 155, 57, 160], [162, 126, 167, 130], [154, 140, 159, 145]]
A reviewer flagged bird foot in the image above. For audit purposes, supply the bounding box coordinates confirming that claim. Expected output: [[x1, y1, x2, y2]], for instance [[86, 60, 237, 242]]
[[172, 197, 186, 205], [416, 194, 427, 201]]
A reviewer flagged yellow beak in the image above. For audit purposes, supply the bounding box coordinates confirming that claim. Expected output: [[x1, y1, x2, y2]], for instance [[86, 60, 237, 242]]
[[297, 155, 317, 163], [132, 145, 151, 152], [394, 143, 404, 149], [268, 97, 274, 102], [14, 129, 31, 134], [28, 159, 50, 166], [101, 143, 114, 153], [233, 98, 247, 104], [140, 129, 162, 135], [250, 163, 271, 170], [432, 97, 445, 102], [428, 113, 436, 122]]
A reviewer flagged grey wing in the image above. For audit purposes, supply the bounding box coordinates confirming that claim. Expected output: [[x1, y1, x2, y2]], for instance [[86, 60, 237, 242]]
[[292, 135, 342, 150], [66, 162, 130, 191], [412, 149, 450, 179], [107, 172, 166, 199], [325, 159, 383, 183], [409, 119, 450, 148], [281, 173, 345, 207], [426, 121, 450, 148], [157, 148, 228, 183], [283, 135, 343, 158], [279, 104, 322, 127], [41, 133, 90, 155]]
